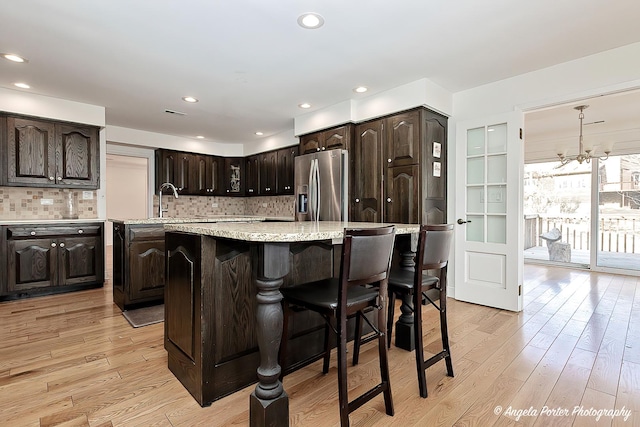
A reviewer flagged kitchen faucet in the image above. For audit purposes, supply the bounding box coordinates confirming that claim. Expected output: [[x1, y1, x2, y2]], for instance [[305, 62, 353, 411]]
[[158, 182, 179, 218]]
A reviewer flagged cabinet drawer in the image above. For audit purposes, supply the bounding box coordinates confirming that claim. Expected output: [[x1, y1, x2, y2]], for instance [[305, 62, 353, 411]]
[[6, 224, 101, 239], [128, 226, 165, 241]]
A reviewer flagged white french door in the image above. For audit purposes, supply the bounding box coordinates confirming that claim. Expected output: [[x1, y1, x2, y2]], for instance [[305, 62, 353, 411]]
[[454, 111, 524, 312]]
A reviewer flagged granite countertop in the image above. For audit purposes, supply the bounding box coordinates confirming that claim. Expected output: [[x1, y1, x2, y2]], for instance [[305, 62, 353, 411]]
[[0, 219, 106, 225], [164, 221, 420, 243], [108, 216, 268, 225]]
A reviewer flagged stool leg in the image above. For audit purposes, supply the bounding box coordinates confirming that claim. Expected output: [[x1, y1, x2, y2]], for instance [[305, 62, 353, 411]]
[[378, 288, 394, 416], [387, 290, 396, 348], [322, 317, 331, 374], [353, 312, 363, 366], [439, 269, 454, 377], [414, 285, 428, 398], [337, 312, 350, 426]]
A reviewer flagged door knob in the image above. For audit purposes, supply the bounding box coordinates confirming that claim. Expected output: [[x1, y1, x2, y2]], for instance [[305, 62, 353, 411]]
[[457, 219, 472, 225]]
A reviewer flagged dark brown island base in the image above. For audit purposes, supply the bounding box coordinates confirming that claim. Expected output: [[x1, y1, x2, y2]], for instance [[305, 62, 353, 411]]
[[163, 220, 419, 426]]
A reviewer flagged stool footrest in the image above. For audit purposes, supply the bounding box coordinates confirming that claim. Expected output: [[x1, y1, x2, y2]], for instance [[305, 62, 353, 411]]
[[423, 350, 450, 370], [348, 382, 391, 414]]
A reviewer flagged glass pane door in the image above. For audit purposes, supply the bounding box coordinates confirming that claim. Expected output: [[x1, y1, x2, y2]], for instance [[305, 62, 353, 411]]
[[596, 154, 640, 271]]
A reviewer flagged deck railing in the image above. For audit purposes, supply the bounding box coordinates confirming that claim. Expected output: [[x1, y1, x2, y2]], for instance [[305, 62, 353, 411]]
[[524, 214, 640, 254]]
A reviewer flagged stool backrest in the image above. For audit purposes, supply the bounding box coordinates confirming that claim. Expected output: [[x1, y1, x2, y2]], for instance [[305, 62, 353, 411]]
[[341, 226, 396, 287], [418, 224, 454, 271]]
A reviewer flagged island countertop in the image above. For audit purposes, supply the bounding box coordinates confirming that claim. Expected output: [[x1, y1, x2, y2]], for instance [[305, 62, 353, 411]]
[[108, 215, 267, 225], [164, 220, 420, 242]]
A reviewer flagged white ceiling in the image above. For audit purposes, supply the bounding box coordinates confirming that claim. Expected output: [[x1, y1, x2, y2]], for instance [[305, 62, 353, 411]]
[[2, 0, 640, 149]]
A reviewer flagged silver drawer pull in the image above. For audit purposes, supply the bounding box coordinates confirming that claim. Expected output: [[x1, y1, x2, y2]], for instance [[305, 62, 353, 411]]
[[30, 231, 36, 236], [59, 242, 65, 248], [51, 242, 57, 248], [78, 229, 83, 234]]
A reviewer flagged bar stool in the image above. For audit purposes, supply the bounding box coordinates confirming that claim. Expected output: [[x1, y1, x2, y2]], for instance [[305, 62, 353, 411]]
[[386, 223, 454, 398], [279, 226, 396, 427]]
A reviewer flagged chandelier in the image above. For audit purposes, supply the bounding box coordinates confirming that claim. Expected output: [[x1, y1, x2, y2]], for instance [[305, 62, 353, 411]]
[[557, 105, 610, 166]]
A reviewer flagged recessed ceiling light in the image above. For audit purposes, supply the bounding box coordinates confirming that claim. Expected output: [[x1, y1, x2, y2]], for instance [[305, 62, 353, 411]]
[[182, 96, 198, 103], [299, 103, 311, 109], [14, 82, 30, 89], [196, 135, 205, 139], [255, 131, 264, 136], [2, 53, 28, 63], [297, 13, 324, 29], [353, 86, 368, 93]]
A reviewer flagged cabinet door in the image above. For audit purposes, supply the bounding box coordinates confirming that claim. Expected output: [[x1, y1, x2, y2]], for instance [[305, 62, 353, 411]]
[[277, 146, 298, 194], [224, 157, 245, 195], [156, 150, 177, 190], [352, 120, 384, 222], [259, 151, 277, 195], [299, 132, 323, 154], [386, 110, 420, 167], [128, 239, 165, 301], [7, 238, 57, 291], [323, 124, 351, 151], [208, 155, 224, 195], [5, 117, 56, 187], [175, 152, 192, 194], [385, 165, 420, 224], [59, 236, 103, 286], [245, 155, 260, 196], [57, 124, 99, 188]]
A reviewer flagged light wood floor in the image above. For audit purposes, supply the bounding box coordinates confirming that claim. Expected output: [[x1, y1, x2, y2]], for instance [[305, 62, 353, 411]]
[[1, 259, 638, 426]]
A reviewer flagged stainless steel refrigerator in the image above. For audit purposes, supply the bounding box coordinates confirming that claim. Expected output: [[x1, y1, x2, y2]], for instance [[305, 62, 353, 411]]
[[295, 150, 348, 221]]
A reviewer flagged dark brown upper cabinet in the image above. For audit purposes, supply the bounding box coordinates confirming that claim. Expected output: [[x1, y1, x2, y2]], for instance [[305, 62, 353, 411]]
[[349, 107, 447, 225], [245, 155, 260, 196], [194, 154, 224, 195], [299, 124, 353, 154], [224, 157, 245, 196], [276, 145, 298, 195], [259, 151, 277, 195], [1, 115, 100, 189]]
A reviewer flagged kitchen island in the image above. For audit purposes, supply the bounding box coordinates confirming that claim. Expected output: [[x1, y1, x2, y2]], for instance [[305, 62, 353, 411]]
[[110, 216, 266, 310], [163, 220, 419, 426]]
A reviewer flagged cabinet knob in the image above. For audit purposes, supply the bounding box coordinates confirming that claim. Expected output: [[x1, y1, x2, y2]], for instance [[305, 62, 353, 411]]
[[49, 176, 55, 181], [321, 147, 326, 151], [355, 198, 360, 203], [59, 242, 65, 248], [57, 177, 62, 181], [387, 197, 392, 203], [30, 231, 36, 236], [51, 242, 57, 248], [388, 158, 392, 163], [316, 148, 320, 152], [227, 189, 230, 193], [78, 229, 83, 234]]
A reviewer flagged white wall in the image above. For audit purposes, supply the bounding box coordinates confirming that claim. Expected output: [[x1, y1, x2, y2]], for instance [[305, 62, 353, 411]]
[[105, 154, 148, 245], [294, 78, 454, 136]]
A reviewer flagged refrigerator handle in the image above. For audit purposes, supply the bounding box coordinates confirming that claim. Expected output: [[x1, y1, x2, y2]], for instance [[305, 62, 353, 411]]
[[308, 159, 315, 220], [315, 158, 320, 221]]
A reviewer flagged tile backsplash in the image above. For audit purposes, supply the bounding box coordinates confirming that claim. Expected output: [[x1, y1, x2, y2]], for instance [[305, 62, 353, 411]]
[[0, 186, 295, 221], [0, 187, 97, 220], [153, 194, 295, 218]]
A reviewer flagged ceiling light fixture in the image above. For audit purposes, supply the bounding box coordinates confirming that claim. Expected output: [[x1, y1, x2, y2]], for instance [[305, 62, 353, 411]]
[[557, 105, 610, 166], [255, 131, 264, 136], [196, 135, 205, 139], [297, 13, 325, 29], [182, 96, 198, 103], [14, 82, 30, 89], [353, 86, 368, 93], [299, 103, 311, 109], [2, 53, 28, 63]]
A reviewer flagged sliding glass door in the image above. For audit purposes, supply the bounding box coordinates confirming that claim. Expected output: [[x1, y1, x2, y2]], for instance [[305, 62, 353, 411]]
[[596, 154, 640, 271]]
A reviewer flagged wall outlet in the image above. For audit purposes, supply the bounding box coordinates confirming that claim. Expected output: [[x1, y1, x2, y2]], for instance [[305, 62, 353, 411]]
[[40, 198, 54, 205], [211, 202, 219, 208], [82, 191, 93, 200]]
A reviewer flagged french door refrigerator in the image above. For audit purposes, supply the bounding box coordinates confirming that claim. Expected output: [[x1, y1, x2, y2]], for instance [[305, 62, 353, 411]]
[[294, 150, 348, 221]]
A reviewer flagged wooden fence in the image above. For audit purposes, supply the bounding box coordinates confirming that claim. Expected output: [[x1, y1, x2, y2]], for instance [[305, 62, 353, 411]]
[[524, 214, 640, 253]]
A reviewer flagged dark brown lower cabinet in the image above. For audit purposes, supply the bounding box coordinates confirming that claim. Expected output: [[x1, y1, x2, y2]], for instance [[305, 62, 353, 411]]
[[112, 222, 165, 311], [0, 222, 104, 300], [164, 231, 368, 406]]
